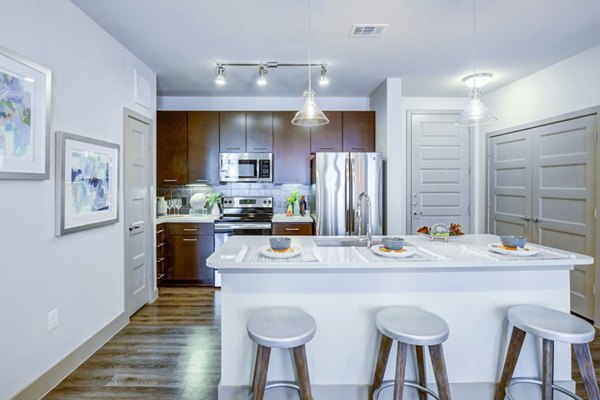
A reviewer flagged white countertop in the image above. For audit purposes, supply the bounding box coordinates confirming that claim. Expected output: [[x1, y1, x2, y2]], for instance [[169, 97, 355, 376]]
[[156, 214, 219, 224], [271, 214, 313, 223], [207, 234, 593, 273]]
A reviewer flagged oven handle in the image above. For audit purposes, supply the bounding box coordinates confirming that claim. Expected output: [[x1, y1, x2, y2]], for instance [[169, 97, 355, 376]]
[[215, 222, 272, 232]]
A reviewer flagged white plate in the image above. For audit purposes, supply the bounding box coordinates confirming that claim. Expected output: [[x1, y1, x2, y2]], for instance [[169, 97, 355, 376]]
[[370, 245, 417, 258], [417, 232, 463, 242], [259, 245, 302, 259], [488, 243, 540, 257]]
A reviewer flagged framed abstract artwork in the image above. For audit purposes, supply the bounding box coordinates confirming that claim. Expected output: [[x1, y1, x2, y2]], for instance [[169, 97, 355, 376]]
[[0, 46, 51, 179], [56, 131, 120, 236]]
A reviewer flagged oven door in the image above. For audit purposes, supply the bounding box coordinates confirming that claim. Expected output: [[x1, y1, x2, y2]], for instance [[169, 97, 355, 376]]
[[215, 222, 272, 236]]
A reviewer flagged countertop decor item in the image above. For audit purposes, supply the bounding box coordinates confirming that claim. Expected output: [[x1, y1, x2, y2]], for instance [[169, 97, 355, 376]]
[[259, 245, 302, 259], [500, 235, 527, 249], [55, 131, 119, 236], [488, 243, 539, 257], [157, 197, 167, 216], [189, 192, 207, 210], [0, 45, 52, 180], [382, 237, 405, 250], [270, 237, 291, 250], [370, 244, 416, 259]]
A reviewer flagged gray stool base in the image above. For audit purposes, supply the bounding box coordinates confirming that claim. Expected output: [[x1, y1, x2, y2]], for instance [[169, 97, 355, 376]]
[[373, 380, 440, 400], [248, 381, 301, 400], [505, 378, 582, 400]]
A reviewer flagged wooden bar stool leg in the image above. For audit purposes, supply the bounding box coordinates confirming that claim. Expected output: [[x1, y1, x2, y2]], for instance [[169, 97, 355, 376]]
[[393, 342, 409, 400], [494, 327, 527, 400], [254, 345, 271, 400], [542, 339, 554, 400], [573, 343, 600, 400], [429, 344, 452, 400], [370, 334, 393, 399], [416, 345, 428, 400], [251, 345, 265, 395], [293, 345, 313, 400]]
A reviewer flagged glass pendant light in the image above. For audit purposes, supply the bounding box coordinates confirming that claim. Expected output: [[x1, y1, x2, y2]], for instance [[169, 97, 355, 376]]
[[456, 0, 497, 126], [292, 0, 329, 126]]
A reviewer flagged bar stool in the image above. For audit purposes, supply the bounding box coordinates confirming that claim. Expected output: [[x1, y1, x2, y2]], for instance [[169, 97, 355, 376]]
[[247, 307, 316, 400], [495, 305, 599, 400], [370, 306, 452, 400]]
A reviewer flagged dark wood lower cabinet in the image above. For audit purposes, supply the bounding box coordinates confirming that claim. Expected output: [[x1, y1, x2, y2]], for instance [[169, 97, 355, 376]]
[[165, 223, 215, 286]]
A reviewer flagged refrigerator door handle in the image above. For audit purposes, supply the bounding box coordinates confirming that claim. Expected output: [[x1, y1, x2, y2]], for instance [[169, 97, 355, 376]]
[[345, 156, 350, 234]]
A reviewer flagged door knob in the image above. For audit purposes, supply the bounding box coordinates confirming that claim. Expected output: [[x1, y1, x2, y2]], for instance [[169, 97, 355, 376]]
[[523, 216, 531, 221], [129, 224, 141, 232], [533, 217, 541, 223], [413, 211, 423, 216]]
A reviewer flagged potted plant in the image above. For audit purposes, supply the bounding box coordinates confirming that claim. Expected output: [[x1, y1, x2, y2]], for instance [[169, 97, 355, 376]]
[[286, 190, 299, 216], [206, 192, 222, 216]]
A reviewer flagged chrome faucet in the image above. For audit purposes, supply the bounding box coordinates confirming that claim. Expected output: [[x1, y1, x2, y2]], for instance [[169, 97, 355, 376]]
[[356, 192, 373, 247]]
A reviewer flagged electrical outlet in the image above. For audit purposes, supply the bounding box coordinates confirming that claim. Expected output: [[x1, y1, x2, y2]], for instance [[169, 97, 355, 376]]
[[48, 309, 58, 332]]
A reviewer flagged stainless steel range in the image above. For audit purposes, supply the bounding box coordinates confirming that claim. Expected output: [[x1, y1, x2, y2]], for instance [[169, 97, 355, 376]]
[[213, 196, 273, 287]]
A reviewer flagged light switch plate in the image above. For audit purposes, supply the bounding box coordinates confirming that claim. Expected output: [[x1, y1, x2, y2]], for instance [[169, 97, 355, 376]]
[[48, 309, 58, 332]]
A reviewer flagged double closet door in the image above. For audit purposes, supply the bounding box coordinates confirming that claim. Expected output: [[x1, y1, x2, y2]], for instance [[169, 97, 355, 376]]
[[488, 115, 597, 319]]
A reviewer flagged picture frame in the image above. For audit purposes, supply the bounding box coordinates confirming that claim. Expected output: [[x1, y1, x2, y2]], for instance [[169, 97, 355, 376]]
[[0, 46, 51, 179], [56, 131, 120, 236]]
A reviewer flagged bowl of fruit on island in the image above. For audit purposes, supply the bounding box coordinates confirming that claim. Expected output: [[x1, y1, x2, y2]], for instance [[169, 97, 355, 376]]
[[417, 223, 464, 241]]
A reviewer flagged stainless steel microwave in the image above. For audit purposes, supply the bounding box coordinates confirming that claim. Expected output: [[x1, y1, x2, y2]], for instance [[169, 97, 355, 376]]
[[219, 153, 272, 182]]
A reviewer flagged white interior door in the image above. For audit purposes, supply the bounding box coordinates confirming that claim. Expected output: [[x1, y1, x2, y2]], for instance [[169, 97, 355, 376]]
[[124, 110, 152, 317], [531, 116, 596, 319], [409, 112, 471, 233]]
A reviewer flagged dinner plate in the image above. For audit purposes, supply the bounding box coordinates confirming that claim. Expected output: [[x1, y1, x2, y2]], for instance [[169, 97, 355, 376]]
[[259, 245, 302, 259], [488, 243, 540, 257], [370, 245, 416, 258], [417, 232, 463, 242]]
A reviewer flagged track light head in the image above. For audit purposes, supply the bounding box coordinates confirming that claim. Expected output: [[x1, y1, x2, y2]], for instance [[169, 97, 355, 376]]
[[319, 65, 329, 86], [257, 65, 268, 86], [215, 65, 226, 85]]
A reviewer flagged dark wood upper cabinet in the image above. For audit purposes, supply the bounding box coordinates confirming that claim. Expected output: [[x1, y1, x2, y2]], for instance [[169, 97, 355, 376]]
[[273, 112, 311, 184], [157, 111, 187, 184], [187, 111, 220, 185], [342, 111, 376, 152], [310, 111, 343, 153], [246, 112, 273, 152], [219, 112, 246, 153]]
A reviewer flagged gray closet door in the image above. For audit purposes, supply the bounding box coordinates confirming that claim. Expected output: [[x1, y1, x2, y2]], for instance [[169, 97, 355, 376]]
[[488, 131, 533, 237], [531, 115, 596, 319], [489, 114, 596, 319]]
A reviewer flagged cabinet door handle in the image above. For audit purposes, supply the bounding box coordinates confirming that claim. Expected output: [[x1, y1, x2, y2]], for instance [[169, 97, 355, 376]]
[[352, 147, 366, 151], [226, 147, 241, 150], [163, 179, 178, 182], [182, 238, 198, 242], [183, 228, 198, 232], [253, 147, 267, 150], [196, 179, 210, 183], [156, 229, 165, 234], [285, 228, 300, 231], [157, 257, 165, 263], [320, 147, 334, 150]]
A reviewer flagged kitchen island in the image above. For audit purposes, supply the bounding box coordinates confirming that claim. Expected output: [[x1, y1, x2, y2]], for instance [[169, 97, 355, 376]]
[[206, 235, 594, 400]]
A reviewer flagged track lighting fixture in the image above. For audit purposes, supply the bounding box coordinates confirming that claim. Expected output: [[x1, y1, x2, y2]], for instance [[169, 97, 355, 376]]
[[257, 65, 268, 86], [215, 65, 226, 85], [319, 65, 329, 86]]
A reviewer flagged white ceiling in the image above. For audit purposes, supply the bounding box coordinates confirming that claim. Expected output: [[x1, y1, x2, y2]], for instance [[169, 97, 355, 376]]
[[71, 0, 600, 97]]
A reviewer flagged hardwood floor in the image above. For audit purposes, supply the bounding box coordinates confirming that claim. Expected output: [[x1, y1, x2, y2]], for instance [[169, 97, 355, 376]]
[[44, 287, 600, 399], [44, 288, 221, 400]]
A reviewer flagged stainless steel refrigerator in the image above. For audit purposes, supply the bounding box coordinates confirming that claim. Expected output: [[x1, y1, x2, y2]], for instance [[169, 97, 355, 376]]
[[311, 152, 383, 236]]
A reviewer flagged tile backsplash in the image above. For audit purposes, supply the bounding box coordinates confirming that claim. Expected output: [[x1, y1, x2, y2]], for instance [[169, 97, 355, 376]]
[[157, 183, 311, 214]]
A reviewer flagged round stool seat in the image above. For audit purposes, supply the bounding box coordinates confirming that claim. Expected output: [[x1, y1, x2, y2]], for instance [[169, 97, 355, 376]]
[[247, 307, 316, 349], [508, 305, 595, 344], [376, 307, 449, 346]]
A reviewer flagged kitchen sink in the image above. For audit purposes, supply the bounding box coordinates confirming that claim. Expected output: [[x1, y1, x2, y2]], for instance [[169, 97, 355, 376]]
[[313, 238, 378, 248]]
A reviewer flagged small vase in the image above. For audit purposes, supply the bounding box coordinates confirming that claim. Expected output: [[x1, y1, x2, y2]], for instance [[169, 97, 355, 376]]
[[293, 200, 300, 216], [286, 204, 293, 216], [157, 197, 167, 216]]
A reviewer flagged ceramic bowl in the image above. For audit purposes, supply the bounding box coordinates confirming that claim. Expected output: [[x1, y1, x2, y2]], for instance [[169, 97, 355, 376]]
[[430, 223, 449, 234], [500, 235, 527, 248], [382, 237, 405, 250], [270, 237, 291, 250]]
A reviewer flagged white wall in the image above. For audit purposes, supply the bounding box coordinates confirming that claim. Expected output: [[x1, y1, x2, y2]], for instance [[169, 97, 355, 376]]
[[159, 96, 371, 111], [0, 1, 156, 398]]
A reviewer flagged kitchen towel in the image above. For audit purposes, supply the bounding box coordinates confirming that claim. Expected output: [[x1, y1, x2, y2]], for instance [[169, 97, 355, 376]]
[[238, 246, 319, 263], [353, 245, 447, 262], [461, 245, 576, 261]]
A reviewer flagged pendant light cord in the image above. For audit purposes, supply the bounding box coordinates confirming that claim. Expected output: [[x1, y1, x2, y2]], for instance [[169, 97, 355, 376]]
[[472, 0, 477, 91], [308, 0, 312, 90]]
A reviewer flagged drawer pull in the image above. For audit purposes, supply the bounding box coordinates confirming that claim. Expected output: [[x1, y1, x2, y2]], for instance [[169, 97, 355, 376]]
[[182, 238, 198, 242], [253, 147, 267, 150], [183, 228, 198, 232], [157, 257, 165, 263], [226, 147, 241, 150], [320, 147, 334, 150], [352, 147, 366, 150], [163, 179, 178, 182], [156, 229, 165, 235], [156, 243, 165, 248], [196, 179, 210, 183], [285, 228, 301, 231]]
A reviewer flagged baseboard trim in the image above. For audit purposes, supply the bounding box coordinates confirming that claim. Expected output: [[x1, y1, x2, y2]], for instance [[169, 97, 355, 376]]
[[12, 312, 129, 400]]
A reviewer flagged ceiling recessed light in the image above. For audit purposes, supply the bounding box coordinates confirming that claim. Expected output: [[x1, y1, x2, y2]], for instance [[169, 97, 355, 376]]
[[349, 24, 389, 37]]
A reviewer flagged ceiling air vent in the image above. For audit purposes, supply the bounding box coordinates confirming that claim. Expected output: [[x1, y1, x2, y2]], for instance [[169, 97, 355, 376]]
[[349, 24, 388, 37]]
